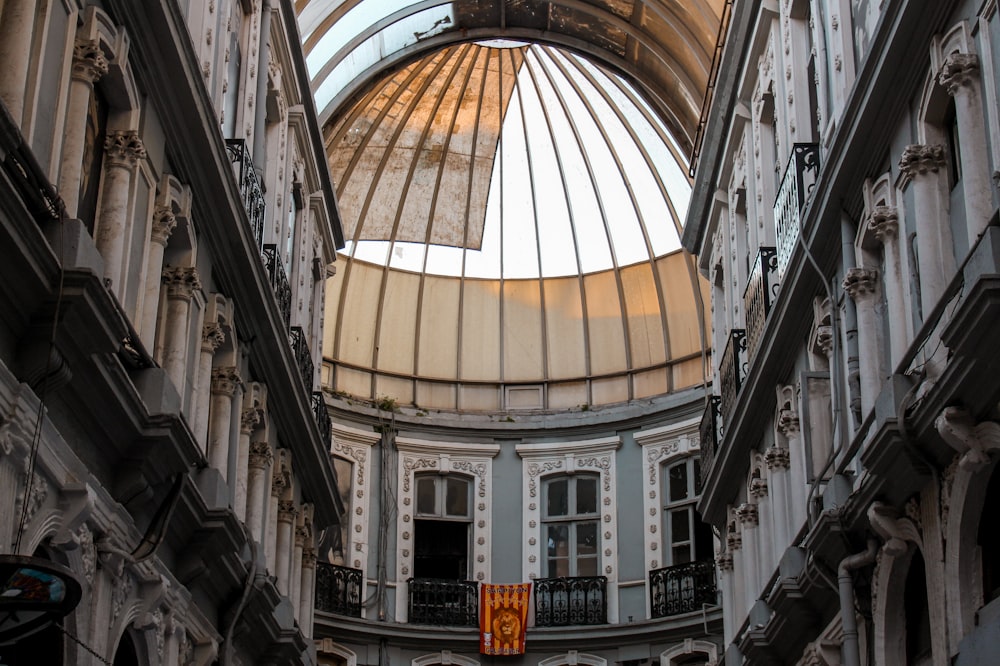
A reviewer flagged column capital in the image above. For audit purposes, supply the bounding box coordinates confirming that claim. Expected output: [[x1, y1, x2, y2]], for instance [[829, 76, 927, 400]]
[[869, 205, 899, 242], [294, 525, 309, 548], [749, 476, 769, 499], [210, 366, 241, 396], [151, 205, 177, 246], [278, 500, 298, 523], [240, 407, 262, 435], [249, 440, 273, 470], [843, 267, 879, 300], [939, 52, 979, 94], [778, 407, 801, 436], [726, 529, 742, 551], [271, 471, 288, 498], [162, 266, 202, 300], [716, 551, 734, 572], [201, 322, 225, 352], [898, 144, 946, 185], [302, 548, 317, 569], [72, 39, 109, 84], [736, 502, 759, 527], [104, 130, 147, 169], [764, 445, 791, 470], [815, 324, 834, 358]]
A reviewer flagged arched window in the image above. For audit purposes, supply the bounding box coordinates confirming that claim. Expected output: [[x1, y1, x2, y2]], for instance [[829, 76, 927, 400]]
[[414, 474, 472, 579], [542, 474, 600, 577]]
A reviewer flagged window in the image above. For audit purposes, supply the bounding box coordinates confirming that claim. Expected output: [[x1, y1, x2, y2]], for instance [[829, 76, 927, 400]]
[[662, 458, 713, 566], [542, 475, 599, 577], [945, 100, 962, 189], [413, 474, 471, 580]]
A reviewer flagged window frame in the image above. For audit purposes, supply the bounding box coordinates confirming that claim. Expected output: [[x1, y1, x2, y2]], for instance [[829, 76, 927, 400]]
[[541, 474, 601, 578]]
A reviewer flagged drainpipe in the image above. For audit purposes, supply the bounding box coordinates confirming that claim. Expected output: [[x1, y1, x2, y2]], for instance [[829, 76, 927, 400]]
[[253, 0, 272, 176], [839, 538, 878, 666]]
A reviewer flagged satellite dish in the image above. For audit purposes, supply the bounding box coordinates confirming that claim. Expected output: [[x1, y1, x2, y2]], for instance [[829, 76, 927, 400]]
[[0, 555, 82, 645]]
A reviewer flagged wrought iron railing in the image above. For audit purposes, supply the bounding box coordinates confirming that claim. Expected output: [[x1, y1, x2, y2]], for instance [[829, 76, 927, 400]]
[[314, 562, 363, 617], [262, 244, 292, 329], [407, 578, 479, 627], [289, 326, 314, 391], [649, 560, 717, 618], [312, 391, 331, 446], [533, 576, 607, 627], [719, 329, 747, 426], [743, 246, 779, 360], [773, 143, 819, 279], [225, 139, 265, 250], [699, 395, 722, 483]]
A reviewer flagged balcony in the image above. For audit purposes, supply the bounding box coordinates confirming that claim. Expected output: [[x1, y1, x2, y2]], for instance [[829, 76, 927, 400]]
[[312, 391, 331, 446], [534, 576, 607, 627], [649, 560, 717, 618], [315, 562, 363, 617], [744, 246, 778, 360], [773, 143, 819, 279], [225, 139, 265, 250], [289, 326, 314, 391], [699, 395, 722, 482], [719, 329, 747, 426], [261, 244, 292, 329], [407, 578, 478, 627]]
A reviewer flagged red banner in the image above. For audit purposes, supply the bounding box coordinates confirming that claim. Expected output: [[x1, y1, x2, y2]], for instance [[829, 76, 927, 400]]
[[480, 583, 531, 655]]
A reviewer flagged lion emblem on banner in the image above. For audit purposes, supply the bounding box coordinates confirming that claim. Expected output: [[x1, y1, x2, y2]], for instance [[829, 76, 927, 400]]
[[491, 607, 521, 644]]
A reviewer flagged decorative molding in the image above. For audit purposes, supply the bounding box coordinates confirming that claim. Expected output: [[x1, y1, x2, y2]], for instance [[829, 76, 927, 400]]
[[935, 406, 1000, 472], [843, 267, 879, 299], [104, 130, 147, 169], [898, 144, 946, 186], [162, 267, 202, 300], [764, 446, 790, 470], [71, 38, 109, 83], [209, 366, 241, 396], [868, 501, 922, 556], [938, 52, 979, 94]]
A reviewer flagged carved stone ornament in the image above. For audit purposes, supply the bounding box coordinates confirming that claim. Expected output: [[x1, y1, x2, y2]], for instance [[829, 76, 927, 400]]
[[869, 205, 899, 242], [736, 502, 759, 526], [843, 267, 879, 300], [939, 52, 980, 94], [294, 525, 308, 547], [240, 407, 262, 434], [201, 322, 226, 352], [162, 266, 202, 300], [726, 528, 742, 551], [72, 39, 109, 83], [302, 548, 317, 567], [716, 551, 734, 571], [278, 500, 297, 522], [104, 130, 147, 169], [868, 500, 922, 556], [898, 144, 946, 181], [16, 471, 48, 527], [271, 471, 288, 497], [112, 573, 135, 622], [151, 205, 177, 245], [749, 476, 769, 499], [765, 445, 791, 470], [815, 325, 834, 357], [935, 406, 1000, 472], [210, 366, 241, 396], [77, 524, 96, 585]]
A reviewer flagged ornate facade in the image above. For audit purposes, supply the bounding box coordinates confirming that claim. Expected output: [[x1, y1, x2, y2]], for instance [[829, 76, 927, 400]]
[[0, 0, 342, 663], [684, 0, 1000, 663]]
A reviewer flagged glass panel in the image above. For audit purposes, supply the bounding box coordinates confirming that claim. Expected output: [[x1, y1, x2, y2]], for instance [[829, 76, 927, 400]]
[[548, 556, 570, 577], [576, 477, 597, 515], [576, 522, 597, 555], [416, 477, 436, 514], [668, 463, 689, 503], [671, 508, 691, 543], [576, 556, 598, 576], [547, 524, 568, 556], [546, 479, 568, 516], [672, 545, 692, 565], [445, 477, 469, 517]]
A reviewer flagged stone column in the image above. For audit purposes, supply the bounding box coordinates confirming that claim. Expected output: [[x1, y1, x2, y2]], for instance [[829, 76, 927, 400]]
[[161, 267, 201, 396], [234, 407, 260, 522], [139, 206, 176, 349], [291, 523, 306, 613], [246, 441, 273, 544], [194, 323, 225, 454], [939, 53, 993, 244], [299, 547, 316, 639], [275, 500, 297, 596], [0, 0, 37, 125], [266, 468, 286, 571], [844, 267, 882, 417], [59, 39, 109, 218], [869, 207, 908, 365], [207, 366, 240, 481], [779, 407, 806, 533], [736, 502, 760, 611], [764, 445, 793, 550], [96, 131, 146, 297], [749, 475, 773, 578], [717, 551, 735, 643], [727, 523, 746, 617]]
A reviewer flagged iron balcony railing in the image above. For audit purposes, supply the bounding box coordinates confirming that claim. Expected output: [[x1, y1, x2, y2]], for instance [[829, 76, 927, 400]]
[[699, 395, 722, 482], [773, 143, 820, 279], [312, 391, 331, 446], [719, 329, 747, 426], [649, 560, 717, 618], [315, 562, 363, 617], [289, 326, 314, 391], [225, 139, 265, 251], [261, 244, 292, 329], [743, 246, 779, 360], [534, 576, 607, 627], [407, 578, 479, 627]]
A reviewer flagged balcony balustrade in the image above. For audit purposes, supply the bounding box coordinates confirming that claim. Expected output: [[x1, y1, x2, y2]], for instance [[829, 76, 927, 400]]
[[407, 578, 479, 627], [314, 562, 363, 617], [773, 143, 819, 279], [225, 139, 265, 250], [699, 395, 722, 482], [719, 329, 747, 426], [312, 392, 331, 446], [289, 326, 314, 391], [649, 560, 717, 618], [533, 576, 607, 627], [744, 246, 778, 359], [261, 244, 292, 329]]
